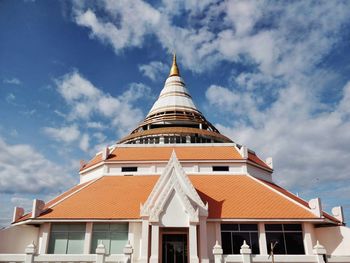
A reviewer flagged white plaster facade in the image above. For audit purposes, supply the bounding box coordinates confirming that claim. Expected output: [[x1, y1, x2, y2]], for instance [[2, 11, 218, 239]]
[[1, 152, 350, 262]]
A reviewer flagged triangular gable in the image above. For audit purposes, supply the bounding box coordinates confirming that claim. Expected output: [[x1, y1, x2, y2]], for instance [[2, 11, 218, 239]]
[[140, 151, 208, 223]]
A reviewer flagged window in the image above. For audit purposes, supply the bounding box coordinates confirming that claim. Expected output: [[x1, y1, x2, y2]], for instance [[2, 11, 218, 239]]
[[48, 224, 85, 254], [121, 167, 137, 172], [265, 224, 305, 254], [221, 224, 259, 254], [91, 223, 128, 254], [213, 166, 229, 172]]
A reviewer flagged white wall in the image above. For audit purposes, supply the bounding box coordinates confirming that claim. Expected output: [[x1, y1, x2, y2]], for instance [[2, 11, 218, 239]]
[[315, 225, 350, 255], [0, 225, 39, 253], [160, 190, 189, 227]]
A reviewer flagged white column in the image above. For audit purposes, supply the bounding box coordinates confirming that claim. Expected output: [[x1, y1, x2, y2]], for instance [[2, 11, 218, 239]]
[[38, 222, 50, 254], [214, 222, 221, 245], [258, 223, 268, 255], [303, 223, 316, 255], [84, 222, 93, 254], [212, 241, 223, 263], [313, 241, 326, 263], [199, 217, 209, 263], [96, 243, 106, 263], [25, 243, 36, 263], [240, 241, 252, 263], [150, 224, 159, 263], [139, 219, 149, 263], [189, 223, 199, 263], [123, 241, 133, 263], [128, 222, 136, 250]]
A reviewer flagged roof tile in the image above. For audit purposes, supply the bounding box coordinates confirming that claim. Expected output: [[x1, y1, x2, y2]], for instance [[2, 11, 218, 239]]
[[17, 175, 327, 221]]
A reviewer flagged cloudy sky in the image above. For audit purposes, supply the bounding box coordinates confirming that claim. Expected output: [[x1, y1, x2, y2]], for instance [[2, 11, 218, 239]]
[[1, 0, 350, 226]]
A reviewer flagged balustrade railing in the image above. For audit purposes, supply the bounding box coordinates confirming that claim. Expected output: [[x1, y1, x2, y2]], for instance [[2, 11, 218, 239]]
[[0, 241, 133, 263], [212, 240, 350, 263]]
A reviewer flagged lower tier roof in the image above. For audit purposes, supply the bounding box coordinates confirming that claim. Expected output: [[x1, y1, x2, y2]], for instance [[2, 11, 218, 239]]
[[15, 175, 339, 223]]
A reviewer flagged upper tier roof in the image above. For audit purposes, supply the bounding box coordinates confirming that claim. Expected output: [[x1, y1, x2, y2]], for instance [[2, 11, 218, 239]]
[[79, 145, 271, 172]]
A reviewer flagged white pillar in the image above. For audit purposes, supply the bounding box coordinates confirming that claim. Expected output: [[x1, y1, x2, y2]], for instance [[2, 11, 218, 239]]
[[313, 241, 326, 263], [240, 240, 252, 263], [214, 223, 221, 245], [38, 222, 50, 254], [160, 136, 165, 144], [139, 219, 149, 263], [189, 223, 199, 263], [199, 217, 209, 263], [258, 223, 268, 255], [303, 223, 315, 255], [25, 243, 36, 263], [123, 240, 133, 263], [150, 224, 159, 263], [84, 222, 93, 254], [96, 243, 106, 263], [212, 241, 223, 263]]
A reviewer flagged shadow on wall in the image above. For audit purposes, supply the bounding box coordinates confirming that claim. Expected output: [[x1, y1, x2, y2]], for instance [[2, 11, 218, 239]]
[[315, 225, 350, 255]]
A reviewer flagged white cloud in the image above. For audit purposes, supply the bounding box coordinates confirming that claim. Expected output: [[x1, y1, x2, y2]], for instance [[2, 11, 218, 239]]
[[43, 124, 80, 143], [0, 137, 75, 194], [71, 1, 350, 75], [6, 93, 15, 103], [79, 133, 90, 152], [11, 196, 32, 210], [86, 122, 105, 129], [208, 81, 350, 192], [55, 71, 151, 137], [74, 0, 160, 53], [139, 61, 168, 81], [3, 78, 21, 85]]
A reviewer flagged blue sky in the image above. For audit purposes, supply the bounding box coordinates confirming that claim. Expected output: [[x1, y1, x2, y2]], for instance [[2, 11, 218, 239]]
[[1, 0, 350, 226]]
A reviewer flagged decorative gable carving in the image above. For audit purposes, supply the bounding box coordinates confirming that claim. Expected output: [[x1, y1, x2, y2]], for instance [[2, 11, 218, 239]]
[[140, 151, 208, 224]]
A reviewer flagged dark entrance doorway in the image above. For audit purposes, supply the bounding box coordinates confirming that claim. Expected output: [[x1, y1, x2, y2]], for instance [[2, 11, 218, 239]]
[[162, 234, 188, 263]]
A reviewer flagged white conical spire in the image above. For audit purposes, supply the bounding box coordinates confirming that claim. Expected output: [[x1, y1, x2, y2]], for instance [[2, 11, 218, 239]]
[[147, 54, 200, 116]]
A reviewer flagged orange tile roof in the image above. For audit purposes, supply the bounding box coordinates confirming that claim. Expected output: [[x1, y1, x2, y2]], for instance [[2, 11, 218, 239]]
[[258, 179, 341, 223], [16, 175, 329, 222], [81, 146, 243, 170], [248, 152, 271, 169], [81, 146, 270, 171], [191, 175, 316, 219], [17, 181, 90, 222]]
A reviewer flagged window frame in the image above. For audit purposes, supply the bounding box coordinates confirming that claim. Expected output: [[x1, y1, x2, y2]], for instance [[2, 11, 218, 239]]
[[90, 223, 129, 254], [121, 166, 138, 172], [212, 166, 229, 172], [265, 224, 305, 255], [221, 223, 260, 254], [48, 223, 86, 254]]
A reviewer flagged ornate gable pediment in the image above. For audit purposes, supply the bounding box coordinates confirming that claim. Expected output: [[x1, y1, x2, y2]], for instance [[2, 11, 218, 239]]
[[140, 151, 208, 224]]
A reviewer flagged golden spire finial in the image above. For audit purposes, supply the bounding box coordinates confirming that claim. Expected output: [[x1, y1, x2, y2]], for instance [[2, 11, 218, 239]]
[[169, 53, 180, 77]]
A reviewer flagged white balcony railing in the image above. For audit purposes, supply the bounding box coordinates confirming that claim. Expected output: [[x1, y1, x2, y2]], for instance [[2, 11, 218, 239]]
[[213, 240, 350, 263], [0, 242, 133, 263]]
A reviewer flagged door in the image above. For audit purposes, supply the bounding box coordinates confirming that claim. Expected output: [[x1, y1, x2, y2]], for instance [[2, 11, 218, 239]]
[[162, 234, 188, 263]]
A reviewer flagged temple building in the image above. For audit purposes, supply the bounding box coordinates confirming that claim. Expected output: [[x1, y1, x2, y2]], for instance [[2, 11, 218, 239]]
[[0, 55, 349, 263]]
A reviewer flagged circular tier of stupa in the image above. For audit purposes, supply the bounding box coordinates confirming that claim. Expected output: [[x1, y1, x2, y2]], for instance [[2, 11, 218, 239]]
[[119, 54, 232, 144]]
